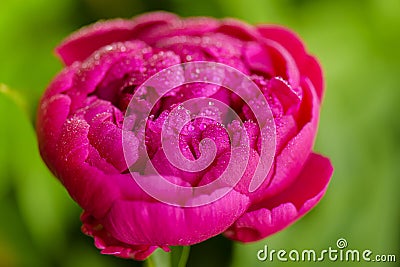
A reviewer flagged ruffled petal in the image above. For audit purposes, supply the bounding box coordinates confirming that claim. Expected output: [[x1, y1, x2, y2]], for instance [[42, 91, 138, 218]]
[[81, 212, 158, 260], [224, 153, 333, 242]]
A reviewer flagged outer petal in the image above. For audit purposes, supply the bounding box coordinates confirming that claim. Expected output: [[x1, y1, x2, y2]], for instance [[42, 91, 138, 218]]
[[224, 153, 333, 242], [303, 55, 324, 100], [139, 16, 220, 44], [56, 12, 178, 65], [257, 26, 307, 73], [81, 212, 158, 260], [101, 189, 250, 246], [36, 63, 78, 170], [42, 63, 79, 99], [248, 77, 320, 203], [37, 94, 71, 176], [217, 18, 259, 41], [257, 26, 324, 100], [61, 165, 122, 218]]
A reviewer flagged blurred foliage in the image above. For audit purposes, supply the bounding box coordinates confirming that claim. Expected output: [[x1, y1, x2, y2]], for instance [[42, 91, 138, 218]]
[[0, 0, 399, 266]]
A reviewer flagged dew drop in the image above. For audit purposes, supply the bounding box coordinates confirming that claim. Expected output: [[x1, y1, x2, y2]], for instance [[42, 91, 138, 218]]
[[104, 45, 113, 51]]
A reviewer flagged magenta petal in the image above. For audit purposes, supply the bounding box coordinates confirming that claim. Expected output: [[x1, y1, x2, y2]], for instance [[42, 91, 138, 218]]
[[225, 153, 333, 242], [37, 94, 71, 175], [61, 164, 121, 218], [273, 114, 298, 154], [54, 117, 122, 218], [56, 12, 177, 65], [303, 55, 324, 100], [262, 39, 300, 88], [56, 116, 90, 168], [101, 190, 250, 246], [269, 77, 301, 115], [257, 26, 307, 71], [217, 18, 259, 41], [86, 145, 120, 174], [257, 26, 324, 98], [141, 17, 220, 43], [71, 41, 147, 94], [101, 245, 157, 260], [88, 113, 137, 172], [56, 19, 136, 65], [260, 77, 320, 200], [201, 123, 230, 156], [146, 149, 200, 186], [179, 17, 220, 34], [81, 212, 157, 260], [244, 42, 274, 75], [42, 63, 79, 99]]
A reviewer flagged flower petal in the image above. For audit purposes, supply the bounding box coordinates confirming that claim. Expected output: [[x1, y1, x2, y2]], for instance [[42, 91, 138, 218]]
[[257, 26, 324, 100], [56, 11, 177, 65], [257, 26, 307, 73], [101, 189, 249, 246], [81, 212, 157, 260], [256, 77, 320, 201], [224, 153, 333, 242], [140, 16, 220, 44], [37, 94, 71, 174], [303, 55, 324, 100], [217, 18, 259, 41]]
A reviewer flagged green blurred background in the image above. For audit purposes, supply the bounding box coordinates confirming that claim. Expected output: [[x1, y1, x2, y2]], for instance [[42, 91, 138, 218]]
[[0, 0, 399, 266]]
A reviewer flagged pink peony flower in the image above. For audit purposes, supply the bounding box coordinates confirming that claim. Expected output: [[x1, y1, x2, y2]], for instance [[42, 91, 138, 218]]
[[37, 11, 333, 260]]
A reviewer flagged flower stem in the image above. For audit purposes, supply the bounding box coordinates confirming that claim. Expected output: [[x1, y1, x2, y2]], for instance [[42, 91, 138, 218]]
[[145, 246, 191, 267], [177, 246, 190, 267], [144, 256, 155, 267], [145, 248, 171, 267]]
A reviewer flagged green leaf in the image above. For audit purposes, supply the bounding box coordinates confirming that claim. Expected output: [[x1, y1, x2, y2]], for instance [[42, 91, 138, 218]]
[[0, 84, 28, 114], [2, 86, 78, 258]]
